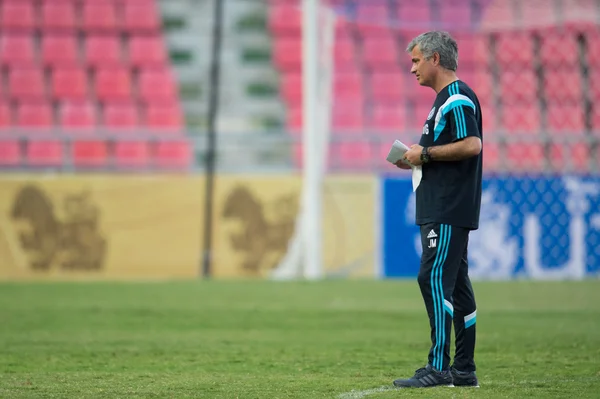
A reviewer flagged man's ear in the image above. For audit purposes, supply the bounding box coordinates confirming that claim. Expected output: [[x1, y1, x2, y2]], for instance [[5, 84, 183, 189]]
[[431, 52, 441, 66]]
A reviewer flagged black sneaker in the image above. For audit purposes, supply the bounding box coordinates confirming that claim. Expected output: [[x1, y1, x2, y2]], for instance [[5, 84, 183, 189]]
[[393, 364, 454, 388], [450, 367, 480, 387]]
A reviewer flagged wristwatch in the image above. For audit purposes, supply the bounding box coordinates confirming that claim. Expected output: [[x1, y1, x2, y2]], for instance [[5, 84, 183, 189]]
[[420, 147, 431, 163]]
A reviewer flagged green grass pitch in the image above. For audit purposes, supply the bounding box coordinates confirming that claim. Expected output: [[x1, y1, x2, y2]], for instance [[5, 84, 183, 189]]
[[1, 280, 599, 398]]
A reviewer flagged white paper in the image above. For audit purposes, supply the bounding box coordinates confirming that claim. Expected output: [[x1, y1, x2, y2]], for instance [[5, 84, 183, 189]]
[[385, 140, 423, 192]]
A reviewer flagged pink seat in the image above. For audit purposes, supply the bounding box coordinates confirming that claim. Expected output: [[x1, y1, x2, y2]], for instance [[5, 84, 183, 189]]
[[370, 71, 404, 103], [128, 36, 168, 67], [1, 34, 35, 66], [334, 72, 363, 102], [455, 34, 490, 68], [520, 1, 559, 31], [281, 72, 302, 106], [27, 141, 63, 166], [438, 3, 472, 30], [17, 102, 54, 128], [52, 66, 88, 101], [60, 102, 97, 129], [501, 105, 541, 133], [0, 140, 20, 166], [480, 103, 496, 133], [86, 35, 122, 66], [563, 0, 598, 32], [362, 35, 399, 70], [496, 32, 534, 67], [397, 5, 432, 32], [355, 5, 391, 37], [480, 1, 516, 30], [41, 34, 79, 67], [138, 69, 178, 104], [286, 106, 302, 131], [123, 2, 161, 33], [589, 70, 600, 102], [82, 2, 118, 32], [330, 141, 372, 170], [459, 68, 493, 105], [334, 36, 358, 71], [546, 104, 585, 133], [145, 104, 184, 130], [544, 70, 582, 104], [0, 102, 12, 127], [505, 142, 545, 172], [549, 142, 589, 172], [41, 1, 77, 32], [95, 67, 133, 101], [593, 104, 600, 133], [332, 102, 364, 131], [155, 141, 192, 169], [370, 104, 407, 132], [483, 141, 501, 172], [273, 37, 301, 71], [268, 4, 301, 36], [540, 31, 578, 68], [9, 67, 46, 101], [104, 103, 139, 129], [115, 141, 150, 167], [499, 69, 538, 104], [1, 1, 35, 31]]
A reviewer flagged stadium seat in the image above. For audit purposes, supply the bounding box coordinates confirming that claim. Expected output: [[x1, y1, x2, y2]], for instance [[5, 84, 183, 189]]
[[41, 34, 79, 66], [370, 71, 404, 103], [590, 70, 600, 102], [145, 104, 184, 130], [95, 67, 133, 101], [546, 104, 586, 133], [330, 141, 372, 170], [0, 102, 12, 127], [268, 4, 301, 36], [86, 35, 122, 66], [397, 5, 432, 33], [128, 36, 168, 67], [332, 102, 364, 131], [1, 1, 35, 31], [454, 34, 490, 68], [138, 69, 178, 104], [52, 66, 88, 101], [370, 103, 407, 132], [540, 31, 579, 68], [281, 72, 302, 106], [82, 2, 118, 32], [460, 68, 493, 105], [72, 140, 108, 168], [407, 102, 436, 132], [123, 2, 161, 33], [115, 141, 150, 167], [0, 34, 35, 66], [17, 102, 54, 128], [586, 29, 600, 66], [498, 69, 538, 104], [549, 142, 590, 172], [26, 141, 63, 167], [155, 141, 192, 169], [438, 2, 473, 31], [9, 67, 46, 101], [334, 72, 363, 102], [362, 35, 399, 70], [480, 103, 496, 133], [505, 142, 545, 172], [496, 32, 535, 67], [544, 70, 582, 104], [334, 36, 358, 71], [59, 102, 97, 129], [562, 0, 598, 32], [592, 104, 600, 133], [273, 37, 301, 71], [501, 105, 541, 133], [41, 1, 77, 31], [104, 103, 139, 128], [520, 1, 559, 31], [480, 1, 516, 30], [355, 5, 391, 37], [482, 141, 501, 172], [0, 140, 21, 166], [286, 106, 302, 131]]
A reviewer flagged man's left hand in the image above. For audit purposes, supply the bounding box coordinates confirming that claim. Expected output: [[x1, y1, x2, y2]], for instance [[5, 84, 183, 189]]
[[404, 144, 424, 166]]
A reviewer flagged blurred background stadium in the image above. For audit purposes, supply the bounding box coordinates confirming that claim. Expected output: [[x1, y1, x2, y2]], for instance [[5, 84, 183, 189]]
[[0, 0, 599, 281]]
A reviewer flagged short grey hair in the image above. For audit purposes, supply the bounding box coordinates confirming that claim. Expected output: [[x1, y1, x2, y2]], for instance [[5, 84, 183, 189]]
[[406, 31, 459, 71]]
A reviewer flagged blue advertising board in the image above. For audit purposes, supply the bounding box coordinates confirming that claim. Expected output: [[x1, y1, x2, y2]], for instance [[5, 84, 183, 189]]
[[381, 176, 600, 279]]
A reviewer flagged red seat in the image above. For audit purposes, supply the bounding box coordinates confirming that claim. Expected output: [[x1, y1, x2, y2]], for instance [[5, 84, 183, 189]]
[[480, 103, 496, 133], [42, 34, 79, 66], [268, 4, 301, 36], [138, 69, 178, 103], [362, 35, 399, 70], [480, 1, 516, 30], [397, 5, 432, 32], [286, 106, 302, 131], [82, 2, 118, 32], [9, 67, 46, 101], [438, 3, 472, 30], [496, 32, 534, 67], [334, 36, 358, 71], [501, 105, 541, 133], [60, 102, 97, 129], [52, 66, 88, 100], [0, 34, 35, 66], [540, 31, 578, 68], [273, 37, 301, 71], [520, 1, 559, 31], [0, 140, 21, 166], [1, 1, 35, 31], [586, 29, 600, 66], [334, 72, 363, 101], [589, 70, 600, 102], [546, 104, 585, 133], [27, 141, 63, 166], [482, 141, 501, 172], [95, 67, 133, 101], [549, 141, 589, 172], [455, 34, 490, 68], [499, 69, 538, 104], [544, 70, 582, 104], [330, 141, 372, 170], [0, 102, 12, 126], [370, 104, 407, 132], [17, 102, 54, 128], [281, 72, 302, 106], [104, 103, 139, 128], [593, 104, 600, 133], [123, 2, 161, 33], [128, 36, 167, 67], [332, 102, 364, 131], [41, 1, 76, 31], [505, 142, 545, 172], [145, 104, 184, 130], [355, 5, 391, 37], [370, 71, 404, 103], [459, 68, 493, 105], [115, 141, 150, 167], [86, 35, 122, 66], [563, 0, 598, 32], [72, 140, 108, 167], [155, 141, 191, 169]]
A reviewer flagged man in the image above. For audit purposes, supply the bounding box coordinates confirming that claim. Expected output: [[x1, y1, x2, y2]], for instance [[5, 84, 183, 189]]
[[392, 31, 482, 388]]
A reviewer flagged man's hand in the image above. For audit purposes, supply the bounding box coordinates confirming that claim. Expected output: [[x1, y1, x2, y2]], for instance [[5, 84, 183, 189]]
[[404, 144, 424, 166], [394, 160, 411, 170]]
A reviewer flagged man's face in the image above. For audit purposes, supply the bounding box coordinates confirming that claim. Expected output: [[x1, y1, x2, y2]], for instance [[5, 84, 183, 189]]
[[410, 45, 436, 87]]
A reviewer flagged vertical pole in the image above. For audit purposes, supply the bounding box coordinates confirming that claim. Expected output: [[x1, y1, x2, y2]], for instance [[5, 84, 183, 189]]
[[201, 0, 225, 278]]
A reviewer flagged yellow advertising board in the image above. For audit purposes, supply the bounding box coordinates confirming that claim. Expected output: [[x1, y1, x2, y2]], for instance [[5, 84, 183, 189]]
[[0, 174, 377, 280]]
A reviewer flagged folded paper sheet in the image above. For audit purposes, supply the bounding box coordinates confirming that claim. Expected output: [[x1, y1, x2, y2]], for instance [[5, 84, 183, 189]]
[[385, 140, 423, 192]]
